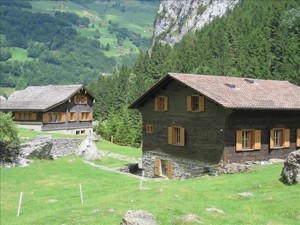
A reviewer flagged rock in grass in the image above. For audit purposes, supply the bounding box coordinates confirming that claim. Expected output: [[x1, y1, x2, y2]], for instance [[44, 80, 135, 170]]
[[239, 192, 254, 198], [281, 150, 300, 185], [206, 207, 224, 214], [176, 214, 203, 224], [120, 210, 158, 225], [77, 137, 100, 161]]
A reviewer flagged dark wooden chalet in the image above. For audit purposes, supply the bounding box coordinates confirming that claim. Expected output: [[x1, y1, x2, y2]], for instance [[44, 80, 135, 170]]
[[0, 85, 94, 135], [129, 73, 300, 179]]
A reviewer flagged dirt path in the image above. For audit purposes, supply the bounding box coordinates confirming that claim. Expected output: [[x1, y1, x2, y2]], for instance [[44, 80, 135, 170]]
[[97, 149, 141, 163]]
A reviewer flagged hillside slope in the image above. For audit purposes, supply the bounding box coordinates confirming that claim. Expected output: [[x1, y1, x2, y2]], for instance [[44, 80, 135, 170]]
[[0, 0, 159, 89], [153, 0, 239, 46]]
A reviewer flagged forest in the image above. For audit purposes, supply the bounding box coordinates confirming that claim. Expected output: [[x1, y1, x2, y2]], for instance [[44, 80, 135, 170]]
[[0, 0, 158, 89], [0, 2, 115, 88], [91, 0, 300, 146]]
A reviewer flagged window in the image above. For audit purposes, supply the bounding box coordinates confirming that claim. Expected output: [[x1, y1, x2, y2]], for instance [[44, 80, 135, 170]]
[[187, 95, 204, 112], [80, 112, 92, 121], [297, 129, 300, 147], [270, 128, 290, 149], [146, 124, 153, 133], [155, 96, 168, 111], [43, 112, 66, 123], [14, 112, 37, 121], [168, 126, 185, 146], [68, 112, 77, 121], [74, 95, 87, 104], [154, 159, 173, 178], [236, 129, 261, 151]]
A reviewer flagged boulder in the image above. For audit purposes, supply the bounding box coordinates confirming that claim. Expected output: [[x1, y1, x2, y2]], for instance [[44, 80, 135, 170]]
[[77, 137, 101, 161], [120, 210, 158, 225], [20, 136, 53, 159], [281, 150, 300, 185], [175, 214, 203, 224], [218, 162, 254, 174]]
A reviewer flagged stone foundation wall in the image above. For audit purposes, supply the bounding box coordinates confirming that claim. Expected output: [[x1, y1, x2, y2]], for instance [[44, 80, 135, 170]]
[[142, 151, 217, 179]]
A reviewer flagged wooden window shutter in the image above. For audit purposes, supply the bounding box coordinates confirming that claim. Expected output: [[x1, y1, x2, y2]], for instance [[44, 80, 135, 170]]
[[32, 112, 37, 121], [74, 96, 78, 103], [270, 129, 275, 149], [284, 129, 290, 148], [42, 113, 47, 123], [167, 161, 173, 179], [187, 96, 192, 111], [254, 130, 261, 150], [164, 96, 168, 111], [68, 112, 71, 121], [168, 127, 173, 144], [60, 113, 66, 122], [82, 96, 87, 104], [180, 127, 185, 146], [80, 112, 83, 121], [89, 112, 93, 120], [236, 130, 242, 151], [199, 95, 205, 112], [14, 112, 19, 120], [154, 97, 158, 111], [154, 159, 160, 176], [297, 129, 300, 147]]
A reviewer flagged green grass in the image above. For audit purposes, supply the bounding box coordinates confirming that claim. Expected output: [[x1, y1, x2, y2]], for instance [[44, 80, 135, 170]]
[[1, 158, 299, 225], [17, 127, 84, 139], [92, 157, 130, 168], [0, 87, 15, 98], [8, 47, 33, 62], [96, 139, 141, 159]]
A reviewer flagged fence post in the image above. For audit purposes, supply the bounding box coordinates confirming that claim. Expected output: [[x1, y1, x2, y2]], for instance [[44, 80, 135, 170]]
[[79, 183, 83, 204], [17, 192, 23, 217], [139, 170, 145, 190]]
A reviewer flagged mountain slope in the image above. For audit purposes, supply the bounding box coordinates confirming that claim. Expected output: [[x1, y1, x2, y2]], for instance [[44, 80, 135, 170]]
[[153, 0, 239, 46]]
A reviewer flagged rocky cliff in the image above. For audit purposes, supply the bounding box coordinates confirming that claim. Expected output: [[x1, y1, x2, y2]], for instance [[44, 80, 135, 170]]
[[153, 0, 239, 46]]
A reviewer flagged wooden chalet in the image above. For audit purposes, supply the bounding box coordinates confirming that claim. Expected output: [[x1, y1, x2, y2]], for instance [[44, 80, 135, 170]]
[[129, 73, 300, 179], [0, 85, 94, 135]]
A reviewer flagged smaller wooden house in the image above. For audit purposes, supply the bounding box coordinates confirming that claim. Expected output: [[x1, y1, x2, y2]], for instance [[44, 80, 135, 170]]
[[129, 73, 300, 179], [0, 85, 94, 135]]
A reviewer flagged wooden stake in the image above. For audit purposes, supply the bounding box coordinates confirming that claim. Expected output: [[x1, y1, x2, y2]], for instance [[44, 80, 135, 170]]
[[79, 183, 83, 204], [17, 192, 23, 217], [139, 171, 145, 190]]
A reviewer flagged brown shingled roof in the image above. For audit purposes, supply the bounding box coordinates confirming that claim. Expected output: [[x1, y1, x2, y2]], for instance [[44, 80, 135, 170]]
[[0, 85, 93, 111], [130, 73, 300, 110]]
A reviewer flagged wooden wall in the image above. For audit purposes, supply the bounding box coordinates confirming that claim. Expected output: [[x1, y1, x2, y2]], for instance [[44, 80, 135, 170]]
[[224, 110, 300, 162], [139, 80, 229, 164]]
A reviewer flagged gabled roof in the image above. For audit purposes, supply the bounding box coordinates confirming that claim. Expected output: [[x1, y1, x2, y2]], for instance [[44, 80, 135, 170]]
[[0, 85, 94, 111], [129, 73, 300, 110]]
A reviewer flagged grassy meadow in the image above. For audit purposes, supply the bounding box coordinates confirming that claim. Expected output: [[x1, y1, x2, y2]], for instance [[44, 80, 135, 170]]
[[1, 158, 299, 225], [1, 129, 299, 224]]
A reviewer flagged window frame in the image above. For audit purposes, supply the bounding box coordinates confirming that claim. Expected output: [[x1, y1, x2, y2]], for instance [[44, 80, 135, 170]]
[[80, 112, 92, 121], [270, 128, 290, 149], [297, 129, 300, 148], [155, 96, 168, 112], [187, 95, 205, 112], [43, 112, 66, 123], [146, 124, 153, 133], [74, 95, 88, 104], [168, 126, 185, 146], [236, 129, 261, 151], [14, 112, 37, 121], [68, 112, 77, 122]]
